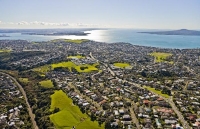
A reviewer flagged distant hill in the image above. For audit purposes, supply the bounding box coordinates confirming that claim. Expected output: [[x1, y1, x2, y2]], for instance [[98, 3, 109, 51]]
[[139, 29, 200, 36]]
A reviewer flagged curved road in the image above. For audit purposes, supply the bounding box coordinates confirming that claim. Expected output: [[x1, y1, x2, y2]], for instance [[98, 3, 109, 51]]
[[89, 53, 191, 129], [122, 80, 191, 129], [0, 72, 39, 129]]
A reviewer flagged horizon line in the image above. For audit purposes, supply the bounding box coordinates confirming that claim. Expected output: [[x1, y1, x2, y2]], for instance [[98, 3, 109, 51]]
[[0, 28, 199, 30]]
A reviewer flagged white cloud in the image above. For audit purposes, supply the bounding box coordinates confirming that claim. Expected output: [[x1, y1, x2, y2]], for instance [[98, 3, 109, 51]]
[[76, 23, 99, 27], [20, 21, 69, 26], [17, 21, 30, 25], [0, 20, 105, 28]]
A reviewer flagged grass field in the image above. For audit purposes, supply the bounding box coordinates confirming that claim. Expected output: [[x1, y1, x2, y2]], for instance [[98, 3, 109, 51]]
[[19, 78, 29, 83], [67, 55, 85, 59], [50, 90, 103, 129], [33, 61, 98, 74], [150, 52, 172, 63], [51, 61, 99, 73], [39, 80, 54, 88], [52, 39, 89, 44], [33, 65, 51, 74], [31, 42, 39, 44], [113, 63, 131, 68], [144, 86, 170, 98], [0, 49, 11, 53]]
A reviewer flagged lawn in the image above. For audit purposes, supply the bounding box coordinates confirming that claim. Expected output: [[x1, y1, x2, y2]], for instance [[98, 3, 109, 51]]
[[50, 90, 103, 129], [51, 61, 99, 73], [150, 52, 172, 63], [144, 86, 170, 98], [113, 63, 131, 68], [31, 42, 39, 44], [19, 78, 29, 83], [0, 49, 11, 53], [67, 55, 85, 59], [52, 39, 89, 44], [33, 61, 99, 74], [39, 80, 54, 88], [32, 65, 51, 74], [51, 61, 76, 71], [75, 64, 99, 72]]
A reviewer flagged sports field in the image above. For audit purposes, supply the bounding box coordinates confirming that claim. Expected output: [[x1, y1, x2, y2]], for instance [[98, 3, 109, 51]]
[[150, 52, 172, 63], [33, 61, 98, 74], [67, 55, 85, 59], [51, 61, 99, 73], [113, 63, 131, 68], [39, 80, 54, 88], [0, 49, 11, 53], [52, 39, 89, 44]]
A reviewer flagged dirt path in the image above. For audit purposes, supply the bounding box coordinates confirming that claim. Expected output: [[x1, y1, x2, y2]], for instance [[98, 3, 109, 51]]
[[0, 72, 39, 129]]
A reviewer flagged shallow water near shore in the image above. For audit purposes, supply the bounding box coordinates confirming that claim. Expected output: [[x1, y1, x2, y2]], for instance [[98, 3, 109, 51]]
[[0, 29, 200, 49]]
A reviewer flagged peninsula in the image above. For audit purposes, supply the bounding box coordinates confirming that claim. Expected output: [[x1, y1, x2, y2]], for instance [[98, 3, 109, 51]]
[[21, 32, 90, 36], [0, 34, 10, 37], [139, 29, 200, 36]]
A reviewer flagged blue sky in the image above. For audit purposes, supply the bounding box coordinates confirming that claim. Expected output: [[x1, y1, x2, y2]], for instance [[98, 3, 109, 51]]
[[0, 0, 200, 29]]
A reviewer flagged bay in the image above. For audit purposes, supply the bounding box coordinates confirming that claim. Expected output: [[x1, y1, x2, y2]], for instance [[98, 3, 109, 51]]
[[0, 29, 200, 49]]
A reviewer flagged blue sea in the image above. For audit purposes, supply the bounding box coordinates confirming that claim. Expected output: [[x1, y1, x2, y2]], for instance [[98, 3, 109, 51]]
[[0, 29, 200, 49]]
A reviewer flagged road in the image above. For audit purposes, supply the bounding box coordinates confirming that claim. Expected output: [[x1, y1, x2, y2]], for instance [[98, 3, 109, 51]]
[[89, 52, 96, 60], [125, 81, 191, 129], [68, 82, 103, 110], [91, 70, 101, 81], [129, 102, 141, 129], [0, 72, 39, 129], [89, 53, 140, 127], [89, 52, 191, 128]]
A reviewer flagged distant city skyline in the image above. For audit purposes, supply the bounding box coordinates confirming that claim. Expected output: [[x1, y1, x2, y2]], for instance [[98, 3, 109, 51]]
[[0, 0, 200, 29]]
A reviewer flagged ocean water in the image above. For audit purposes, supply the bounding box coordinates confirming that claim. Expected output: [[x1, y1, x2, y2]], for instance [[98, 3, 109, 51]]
[[0, 29, 200, 49]]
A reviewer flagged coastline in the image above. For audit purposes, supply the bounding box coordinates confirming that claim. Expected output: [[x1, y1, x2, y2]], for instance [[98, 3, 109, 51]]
[[0, 29, 200, 49]]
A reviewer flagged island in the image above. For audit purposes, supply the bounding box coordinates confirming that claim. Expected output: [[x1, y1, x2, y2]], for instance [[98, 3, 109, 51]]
[[0, 34, 10, 37], [21, 32, 90, 36], [0, 29, 94, 36], [139, 29, 200, 36]]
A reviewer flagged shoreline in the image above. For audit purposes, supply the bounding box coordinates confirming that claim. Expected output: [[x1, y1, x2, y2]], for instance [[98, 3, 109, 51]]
[[0, 39, 200, 50], [0, 29, 200, 49]]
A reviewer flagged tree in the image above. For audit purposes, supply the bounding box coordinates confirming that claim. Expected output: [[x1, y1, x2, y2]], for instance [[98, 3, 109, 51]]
[[90, 112, 96, 121], [53, 107, 60, 114], [98, 119, 102, 127]]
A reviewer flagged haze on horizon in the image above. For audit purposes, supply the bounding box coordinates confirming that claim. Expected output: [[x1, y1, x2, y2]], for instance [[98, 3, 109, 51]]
[[0, 0, 200, 30]]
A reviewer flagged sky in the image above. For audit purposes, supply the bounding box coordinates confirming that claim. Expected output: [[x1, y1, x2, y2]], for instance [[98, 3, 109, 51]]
[[0, 0, 200, 29]]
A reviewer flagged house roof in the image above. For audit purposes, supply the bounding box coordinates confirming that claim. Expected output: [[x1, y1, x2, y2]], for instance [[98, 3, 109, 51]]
[[143, 100, 150, 104]]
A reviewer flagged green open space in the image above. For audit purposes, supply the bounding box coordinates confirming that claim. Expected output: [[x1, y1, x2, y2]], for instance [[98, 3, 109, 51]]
[[33, 61, 99, 74], [113, 63, 131, 68], [51, 61, 99, 73], [31, 42, 39, 44], [150, 52, 173, 63], [19, 78, 29, 83], [32, 65, 51, 74], [67, 55, 85, 59], [144, 86, 170, 98], [50, 90, 103, 129], [0, 49, 11, 53], [52, 39, 89, 44], [39, 80, 54, 88]]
